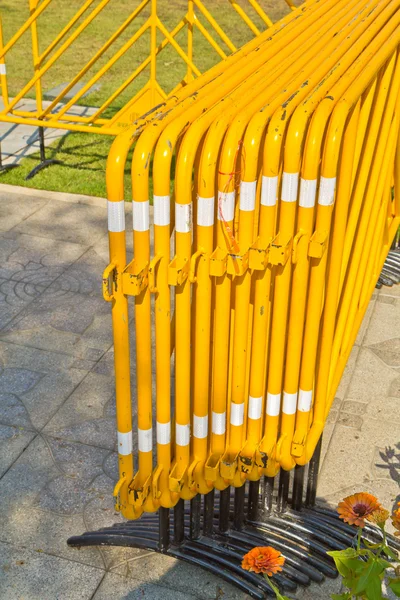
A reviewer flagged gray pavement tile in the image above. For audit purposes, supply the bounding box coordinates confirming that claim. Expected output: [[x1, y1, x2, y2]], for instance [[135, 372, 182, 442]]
[[43, 371, 119, 450], [45, 246, 107, 297], [318, 419, 400, 522], [363, 296, 400, 346], [0, 232, 87, 284], [93, 571, 205, 600], [334, 344, 360, 401], [0, 341, 89, 431], [295, 577, 342, 599], [354, 294, 377, 346], [0, 541, 104, 600], [346, 347, 398, 401], [0, 425, 36, 477], [0, 277, 39, 329], [368, 337, 400, 368], [0, 286, 112, 359], [0, 435, 116, 569], [12, 199, 107, 245], [0, 193, 47, 232]]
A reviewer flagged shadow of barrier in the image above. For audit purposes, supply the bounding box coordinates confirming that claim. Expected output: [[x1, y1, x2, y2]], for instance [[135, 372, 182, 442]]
[[59, 0, 399, 594], [0, 0, 295, 177]]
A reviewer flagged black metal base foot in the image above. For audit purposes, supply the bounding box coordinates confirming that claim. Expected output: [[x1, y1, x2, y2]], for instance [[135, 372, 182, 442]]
[[25, 158, 62, 180], [0, 164, 19, 174], [67, 483, 400, 599], [377, 248, 400, 287]]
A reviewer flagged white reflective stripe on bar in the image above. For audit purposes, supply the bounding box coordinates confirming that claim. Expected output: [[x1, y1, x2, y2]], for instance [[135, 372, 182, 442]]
[[248, 395, 262, 420], [107, 200, 125, 233], [212, 411, 226, 435], [154, 195, 170, 226], [0, 64, 6, 75], [281, 172, 299, 202], [117, 430, 132, 456], [197, 196, 214, 227], [157, 421, 171, 445], [132, 200, 149, 232], [299, 179, 317, 208], [298, 389, 313, 412], [283, 392, 297, 415], [176, 423, 190, 446], [230, 402, 244, 426], [193, 414, 208, 439], [138, 427, 152, 453], [261, 175, 278, 207], [318, 176, 336, 206], [240, 181, 257, 211], [266, 392, 281, 417], [217, 190, 235, 222], [175, 203, 191, 233]]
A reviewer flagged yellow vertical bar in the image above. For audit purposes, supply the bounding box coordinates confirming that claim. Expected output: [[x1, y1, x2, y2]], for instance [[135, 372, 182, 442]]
[[150, 0, 157, 106], [29, 0, 43, 114], [187, 0, 194, 83], [106, 132, 140, 521], [0, 15, 9, 108]]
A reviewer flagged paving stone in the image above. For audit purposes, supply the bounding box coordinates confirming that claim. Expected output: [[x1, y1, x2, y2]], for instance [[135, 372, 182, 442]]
[[366, 395, 400, 424], [335, 344, 360, 400], [318, 419, 400, 524], [0, 286, 112, 360], [0, 277, 38, 329], [0, 193, 47, 232], [43, 372, 120, 450], [354, 295, 377, 346], [0, 425, 36, 477], [363, 298, 400, 346], [368, 337, 400, 367], [13, 199, 107, 245], [0, 435, 119, 569], [0, 341, 88, 430], [346, 347, 398, 402], [0, 541, 103, 600], [295, 576, 342, 599], [0, 231, 87, 283], [93, 572, 201, 600]]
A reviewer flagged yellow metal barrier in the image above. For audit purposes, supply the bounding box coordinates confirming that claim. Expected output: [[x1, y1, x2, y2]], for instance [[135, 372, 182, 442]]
[[0, 0, 295, 136], [102, 0, 400, 519]]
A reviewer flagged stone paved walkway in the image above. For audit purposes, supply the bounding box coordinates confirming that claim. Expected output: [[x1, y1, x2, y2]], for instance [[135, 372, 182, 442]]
[[0, 183, 399, 599]]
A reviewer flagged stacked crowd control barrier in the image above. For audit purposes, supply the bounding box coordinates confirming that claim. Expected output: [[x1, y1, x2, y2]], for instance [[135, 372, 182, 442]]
[[69, 0, 400, 595]]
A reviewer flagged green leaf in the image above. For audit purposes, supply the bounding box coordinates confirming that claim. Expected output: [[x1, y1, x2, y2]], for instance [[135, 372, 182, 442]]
[[376, 558, 391, 570], [327, 549, 358, 559], [331, 594, 351, 600], [365, 574, 383, 600], [363, 540, 383, 550], [328, 548, 360, 578], [354, 561, 386, 595], [389, 579, 400, 597], [382, 546, 398, 561]]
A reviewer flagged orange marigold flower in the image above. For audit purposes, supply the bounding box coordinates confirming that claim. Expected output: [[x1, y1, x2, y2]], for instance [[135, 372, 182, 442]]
[[337, 492, 381, 528], [242, 546, 285, 576], [392, 507, 400, 537], [367, 508, 390, 527]]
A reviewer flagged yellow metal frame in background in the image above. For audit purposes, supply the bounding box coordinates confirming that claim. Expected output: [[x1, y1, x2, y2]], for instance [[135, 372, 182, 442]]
[[0, 0, 295, 136]]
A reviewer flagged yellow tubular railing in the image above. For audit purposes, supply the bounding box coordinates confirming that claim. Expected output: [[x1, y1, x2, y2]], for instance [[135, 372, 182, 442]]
[[100, 0, 400, 518]]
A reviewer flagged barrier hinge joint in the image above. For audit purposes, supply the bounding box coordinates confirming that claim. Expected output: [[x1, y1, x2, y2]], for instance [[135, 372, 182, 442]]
[[122, 259, 149, 296], [308, 230, 328, 258]]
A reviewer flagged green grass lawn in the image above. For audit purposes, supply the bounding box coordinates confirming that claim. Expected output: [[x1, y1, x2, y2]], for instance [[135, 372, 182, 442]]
[[0, 0, 300, 198]]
